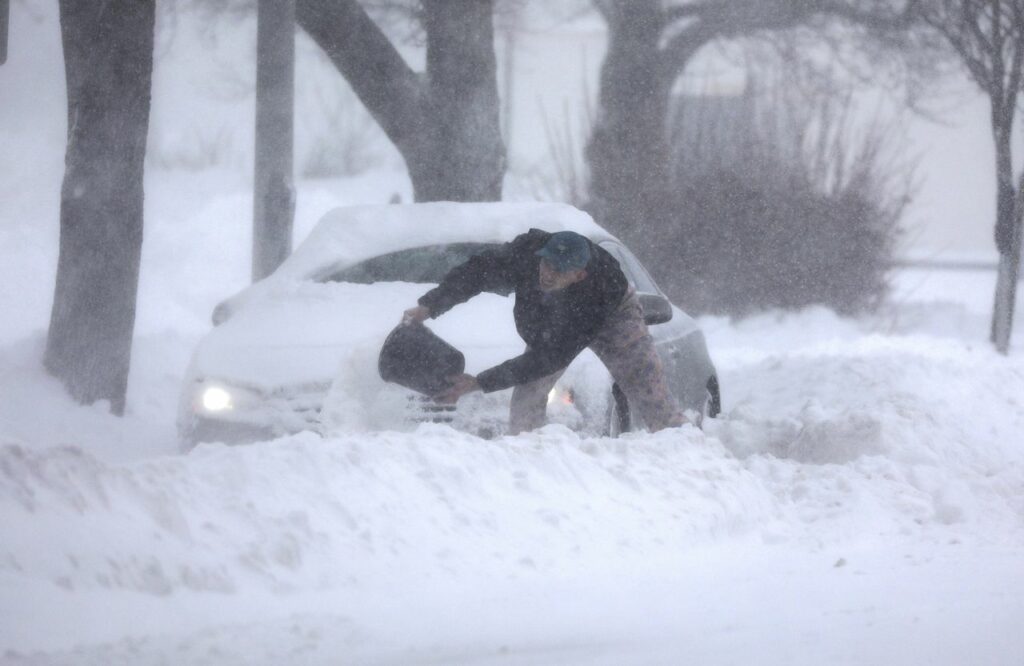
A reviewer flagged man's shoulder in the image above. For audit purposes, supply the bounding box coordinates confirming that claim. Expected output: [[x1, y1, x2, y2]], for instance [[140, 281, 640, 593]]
[[586, 243, 629, 298], [520, 228, 552, 243], [504, 228, 551, 252], [589, 241, 621, 273]]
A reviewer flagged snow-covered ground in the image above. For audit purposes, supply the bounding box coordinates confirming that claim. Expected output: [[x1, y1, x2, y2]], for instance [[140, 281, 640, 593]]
[[1, 158, 1022, 664]]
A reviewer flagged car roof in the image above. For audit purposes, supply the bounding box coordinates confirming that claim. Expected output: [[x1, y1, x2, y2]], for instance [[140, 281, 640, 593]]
[[273, 201, 619, 280]]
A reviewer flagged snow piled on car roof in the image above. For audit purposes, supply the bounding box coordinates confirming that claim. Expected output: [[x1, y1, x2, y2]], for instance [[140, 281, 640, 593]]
[[273, 201, 611, 281]]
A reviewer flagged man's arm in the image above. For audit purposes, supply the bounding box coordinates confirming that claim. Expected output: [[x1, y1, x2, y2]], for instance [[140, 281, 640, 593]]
[[416, 240, 519, 319], [476, 325, 598, 393]]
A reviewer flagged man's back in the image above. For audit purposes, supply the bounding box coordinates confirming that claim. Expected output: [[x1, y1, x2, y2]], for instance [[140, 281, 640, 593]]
[[417, 228, 629, 392]]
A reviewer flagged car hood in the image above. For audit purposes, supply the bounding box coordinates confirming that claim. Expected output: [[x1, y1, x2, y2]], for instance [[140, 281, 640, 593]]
[[190, 281, 525, 390]]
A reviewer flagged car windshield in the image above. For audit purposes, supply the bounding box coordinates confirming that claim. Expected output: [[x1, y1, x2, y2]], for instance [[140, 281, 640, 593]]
[[318, 242, 503, 285]]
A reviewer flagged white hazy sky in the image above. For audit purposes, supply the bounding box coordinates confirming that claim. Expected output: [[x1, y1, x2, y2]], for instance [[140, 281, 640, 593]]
[[0, 2, 1005, 258]]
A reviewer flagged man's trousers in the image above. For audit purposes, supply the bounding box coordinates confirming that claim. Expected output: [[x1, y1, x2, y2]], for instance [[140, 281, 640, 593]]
[[508, 289, 686, 434]]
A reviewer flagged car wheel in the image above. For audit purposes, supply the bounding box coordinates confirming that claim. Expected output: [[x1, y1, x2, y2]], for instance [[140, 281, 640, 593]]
[[608, 376, 720, 434], [694, 375, 721, 428]]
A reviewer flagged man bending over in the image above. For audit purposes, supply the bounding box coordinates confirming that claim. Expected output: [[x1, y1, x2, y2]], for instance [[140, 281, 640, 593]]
[[403, 229, 685, 434]]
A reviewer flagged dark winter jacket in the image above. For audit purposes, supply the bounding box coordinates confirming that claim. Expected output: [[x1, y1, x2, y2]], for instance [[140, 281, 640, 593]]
[[418, 229, 629, 393]]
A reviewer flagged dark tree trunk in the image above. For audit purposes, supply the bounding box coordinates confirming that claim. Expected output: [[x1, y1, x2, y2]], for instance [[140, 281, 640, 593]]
[[991, 119, 1022, 352], [414, 0, 504, 201], [993, 222, 1024, 352], [1, 0, 9, 65], [45, 0, 155, 415], [585, 1, 672, 255], [295, 0, 504, 202], [296, 0, 423, 159], [993, 120, 1016, 257], [253, 0, 296, 282]]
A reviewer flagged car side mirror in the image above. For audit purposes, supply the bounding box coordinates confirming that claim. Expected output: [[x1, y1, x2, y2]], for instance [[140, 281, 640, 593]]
[[212, 300, 232, 326], [638, 292, 673, 326]]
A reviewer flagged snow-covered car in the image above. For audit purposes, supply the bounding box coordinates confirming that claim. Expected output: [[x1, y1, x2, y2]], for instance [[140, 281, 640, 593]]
[[178, 202, 719, 446]]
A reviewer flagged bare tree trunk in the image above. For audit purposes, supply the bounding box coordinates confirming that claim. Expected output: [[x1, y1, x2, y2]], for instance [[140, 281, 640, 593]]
[[500, 24, 516, 148], [585, 0, 673, 256], [992, 248, 1021, 353], [413, 0, 504, 201], [990, 117, 1021, 353], [46, 0, 155, 415], [1, 0, 9, 65], [295, 0, 504, 202], [253, 0, 295, 282], [992, 186, 1023, 354]]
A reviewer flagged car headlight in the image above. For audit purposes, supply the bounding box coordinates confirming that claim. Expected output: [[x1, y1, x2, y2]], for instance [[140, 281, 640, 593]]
[[193, 381, 261, 415], [201, 386, 233, 412]]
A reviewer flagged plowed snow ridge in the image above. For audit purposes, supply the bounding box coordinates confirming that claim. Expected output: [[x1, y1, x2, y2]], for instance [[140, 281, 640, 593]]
[[3, 334, 1021, 602]]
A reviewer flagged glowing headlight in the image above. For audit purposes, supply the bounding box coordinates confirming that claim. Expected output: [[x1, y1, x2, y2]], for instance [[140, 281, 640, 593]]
[[201, 386, 233, 412]]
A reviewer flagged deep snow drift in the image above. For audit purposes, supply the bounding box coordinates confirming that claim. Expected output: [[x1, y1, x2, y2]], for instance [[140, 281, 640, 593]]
[[1, 162, 1022, 663]]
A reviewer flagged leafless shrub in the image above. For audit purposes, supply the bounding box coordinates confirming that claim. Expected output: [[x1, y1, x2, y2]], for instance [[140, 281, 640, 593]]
[[651, 74, 915, 316], [298, 80, 386, 178], [527, 99, 589, 206], [521, 66, 595, 207]]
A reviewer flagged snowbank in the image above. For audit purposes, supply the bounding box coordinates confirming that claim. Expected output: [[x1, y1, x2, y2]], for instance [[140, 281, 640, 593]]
[[4, 328, 1021, 603], [1, 156, 1023, 661], [0, 427, 749, 596], [2, 327, 1023, 663]]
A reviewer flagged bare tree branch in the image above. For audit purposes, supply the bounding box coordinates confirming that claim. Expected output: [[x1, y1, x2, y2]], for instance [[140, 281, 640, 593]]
[[660, 1, 919, 82], [295, 0, 425, 152]]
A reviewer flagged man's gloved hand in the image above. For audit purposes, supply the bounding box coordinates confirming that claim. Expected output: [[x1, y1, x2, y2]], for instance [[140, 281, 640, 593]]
[[402, 305, 431, 325], [433, 373, 480, 404]]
